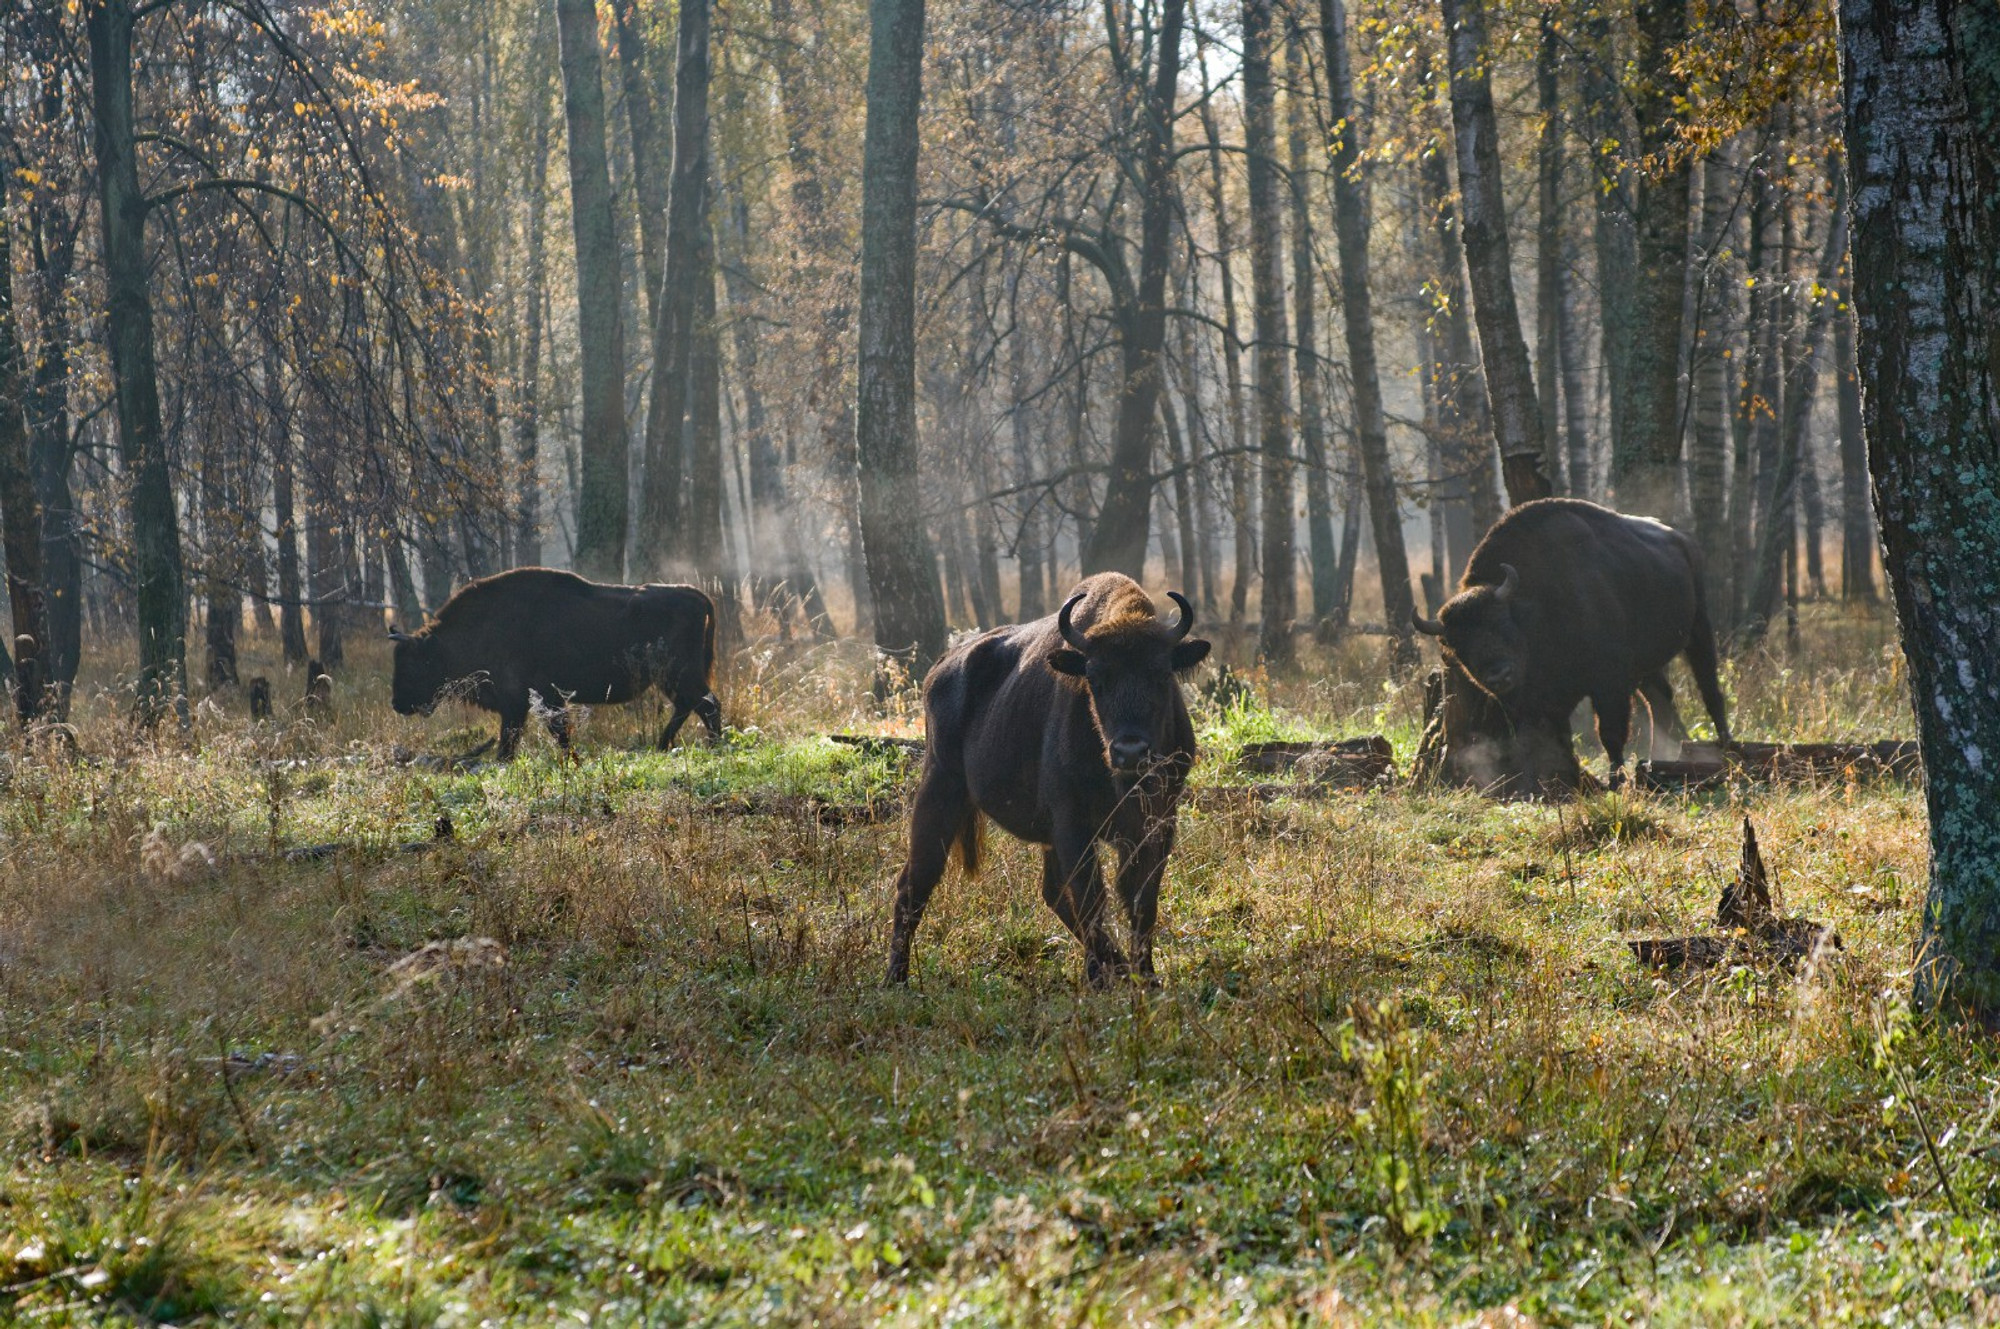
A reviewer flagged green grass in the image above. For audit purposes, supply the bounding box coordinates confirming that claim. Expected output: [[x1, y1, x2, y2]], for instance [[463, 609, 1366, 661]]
[[0, 602, 1990, 1324]]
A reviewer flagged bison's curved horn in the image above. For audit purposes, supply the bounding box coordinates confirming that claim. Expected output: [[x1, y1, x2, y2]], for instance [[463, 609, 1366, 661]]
[[1493, 564, 1520, 603], [1166, 591, 1195, 640], [1057, 593, 1089, 650], [1412, 612, 1445, 637], [387, 628, 411, 643]]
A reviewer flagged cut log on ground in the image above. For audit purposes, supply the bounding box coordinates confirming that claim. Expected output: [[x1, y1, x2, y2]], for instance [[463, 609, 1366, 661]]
[[1234, 735, 1395, 786], [1627, 818, 1841, 972], [1637, 739, 1920, 792]]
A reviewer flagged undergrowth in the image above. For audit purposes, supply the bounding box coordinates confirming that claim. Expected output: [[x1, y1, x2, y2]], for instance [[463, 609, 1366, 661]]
[[0, 602, 1984, 1325]]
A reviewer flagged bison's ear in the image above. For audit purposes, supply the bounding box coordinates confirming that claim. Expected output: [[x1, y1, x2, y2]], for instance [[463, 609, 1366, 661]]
[[1048, 647, 1088, 677], [1171, 638, 1212, 672]]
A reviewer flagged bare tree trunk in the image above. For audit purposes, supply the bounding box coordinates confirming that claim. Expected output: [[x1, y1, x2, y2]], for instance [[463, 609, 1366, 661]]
[[1740, 182, 1848, 645], [1585, 19, 1637, 472], [1288, 27, 1338, 627], [1082, 0, 1185, 576], [1321, 0, 1417, 669], [1440, 0, 1549, 506], [1558, 174, 1595, 500], [638, 0, 714, 576], [1689, 150, 1735, 610], [516, 47, 553, 568], [1008, 274, 1046, 620], [0, 179, 48, 717], [555, 0, 629, 580], [1613, 0, 1694, 519], [1835, 302, 1875, 600], [855, 0, 947, 673], [770, 0, 869, 634], [1839, 0, 2000, 1021], [612, 0, 669, 328], [1244, 0, 1296, 663], [1419, 144, 1497, 558], [1534, 10, 1565, 491], [1160, 393, 1202, 606], [1193, 31, 1255, 625], [269, 357, 308, 664], [88, 0, 188, 717]]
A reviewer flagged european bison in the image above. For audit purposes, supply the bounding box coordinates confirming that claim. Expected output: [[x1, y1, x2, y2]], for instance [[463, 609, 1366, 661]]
[[886, 573, 1211, 987], [389, 567, 721, 759], [1413, 498, 1732, 788]]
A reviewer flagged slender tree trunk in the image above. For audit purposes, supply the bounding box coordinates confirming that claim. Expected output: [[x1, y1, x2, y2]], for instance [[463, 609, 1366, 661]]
[[1740, 183, 1848, 645], [0, 181, 49, 718], [1008, 274, 1046, 620], [270, 364, 308, 664], [855, 0, 947, 672], [1161, 392, 1202, 606], [1586, 19, 1638, 473], [1194, 31, 1255, 625], [1839, 0, 2000, 1020], [555, 0, 629, 579], [1244, 0, 1296, 663], [1288, 27, 1338, 626], [1534, 10, 1565, 491], [1558, 168, 1595, 499], [612, 0, 669, 328], [1322, 0, 1418, 669], [89, 0, 187, 717], [516, 52, 553, 568], [1835, 302, 1875, 600], [1690, 150, 1735, 610], [1440, 0, 1549, 505], [639, 0, 713, 576], [1419, 144, 1498, 557], [1614, 0, 1694, 519], [1082, 0, 1185, 576]]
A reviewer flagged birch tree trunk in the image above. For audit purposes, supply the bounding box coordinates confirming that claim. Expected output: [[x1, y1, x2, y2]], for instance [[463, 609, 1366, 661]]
[[855, 0, 947, 673], [1321, 0, 1418, 670], [1439, 0, 1549, 505], [555, 0, 629, 580], [1534, 11, 1564, 492], [1839, 0, 2000, 1020]]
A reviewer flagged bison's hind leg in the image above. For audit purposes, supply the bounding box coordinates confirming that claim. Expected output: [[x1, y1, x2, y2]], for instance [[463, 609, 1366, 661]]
[[657, 690, 723, 749], [886, 769, 974, 985], [1592, 689, 1634, 789]]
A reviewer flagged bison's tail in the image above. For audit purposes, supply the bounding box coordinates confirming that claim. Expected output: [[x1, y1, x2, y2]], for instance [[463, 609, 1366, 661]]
[[701, 589, 718, 680], [955, 810, 983, 876], [1686, 583, 1734, 746]]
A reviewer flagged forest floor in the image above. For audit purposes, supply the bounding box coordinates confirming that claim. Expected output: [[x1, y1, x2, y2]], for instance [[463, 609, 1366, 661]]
[[1, 603, 1994, 1325]]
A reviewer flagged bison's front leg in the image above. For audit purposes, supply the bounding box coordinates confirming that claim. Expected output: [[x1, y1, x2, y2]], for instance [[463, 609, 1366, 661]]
[[1044, 826, 1128, 989], [1113, 813, 1175, 980], [496, 697, 530, 760]]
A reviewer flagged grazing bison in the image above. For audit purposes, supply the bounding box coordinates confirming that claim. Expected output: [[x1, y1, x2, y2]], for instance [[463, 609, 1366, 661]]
[[1413, 498, 1732, 788], [886, 573, 1211, 987], [389, 568, 720, 759]]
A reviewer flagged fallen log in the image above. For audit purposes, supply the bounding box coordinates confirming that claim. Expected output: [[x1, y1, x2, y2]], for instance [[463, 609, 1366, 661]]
[[1637, 739, 1920, 792], [826, 734, 925, 759], [1627, 818, 1841, 972], [1234, 736, 1395, 786], [702, 794, 901, 826]]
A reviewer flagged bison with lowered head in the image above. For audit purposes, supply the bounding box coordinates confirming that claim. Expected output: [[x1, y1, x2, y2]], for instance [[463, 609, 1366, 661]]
[[887, 573, 1211, 988], [390, 568, 721, 759], [1414, 498, 1732, 789]]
